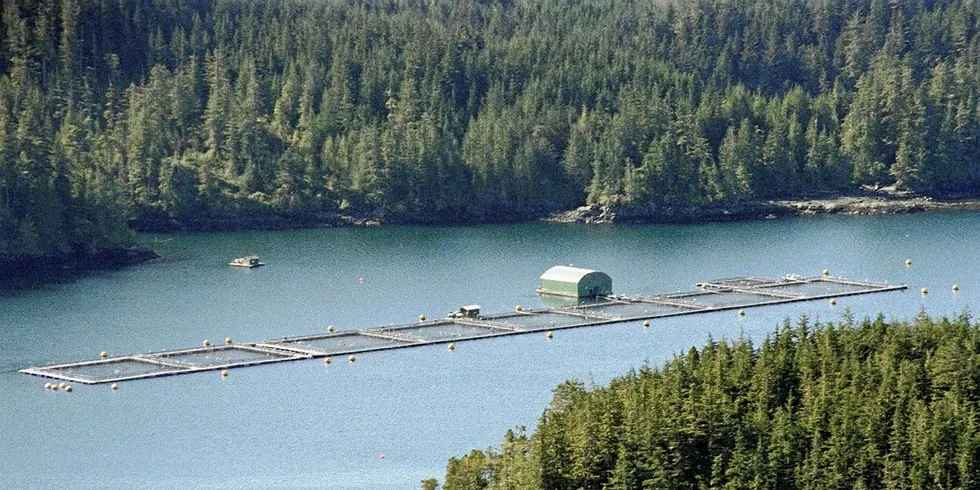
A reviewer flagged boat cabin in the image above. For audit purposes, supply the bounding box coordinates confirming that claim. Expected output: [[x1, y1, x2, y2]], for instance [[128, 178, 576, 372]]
[[229, 255, 264, 268]]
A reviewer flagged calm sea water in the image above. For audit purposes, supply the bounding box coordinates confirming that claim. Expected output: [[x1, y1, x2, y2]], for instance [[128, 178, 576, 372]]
[[2, 212, 979, 489]]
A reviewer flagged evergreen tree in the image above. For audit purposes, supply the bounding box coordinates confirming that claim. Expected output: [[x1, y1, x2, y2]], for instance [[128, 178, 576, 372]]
[[444, 313, 980, 490], [0, 0, 978, 256]]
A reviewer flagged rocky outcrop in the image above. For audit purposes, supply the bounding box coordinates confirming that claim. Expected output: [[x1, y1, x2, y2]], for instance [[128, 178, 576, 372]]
[[549, 201, 791, 225], [547, 194, 980, 225], [779, 196, 930, 215]]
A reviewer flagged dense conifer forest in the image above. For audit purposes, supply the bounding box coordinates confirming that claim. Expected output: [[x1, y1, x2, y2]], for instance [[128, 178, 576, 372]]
[[0, 0, 978, 256], [436, 313, 980, 489]]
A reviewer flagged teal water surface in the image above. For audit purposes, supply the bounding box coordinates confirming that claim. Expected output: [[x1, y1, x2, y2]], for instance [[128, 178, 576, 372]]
[[2, 212, 979, 489]]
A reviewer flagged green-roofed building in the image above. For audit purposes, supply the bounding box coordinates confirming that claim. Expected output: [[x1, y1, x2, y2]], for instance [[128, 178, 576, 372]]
[[537, 266, 612, 298]]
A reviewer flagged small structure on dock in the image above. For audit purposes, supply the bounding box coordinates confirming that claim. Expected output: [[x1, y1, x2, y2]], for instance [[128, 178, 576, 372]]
[[537, 266, 612, 298], [448, 305, 481, 319], [229, 255, 264, 268]]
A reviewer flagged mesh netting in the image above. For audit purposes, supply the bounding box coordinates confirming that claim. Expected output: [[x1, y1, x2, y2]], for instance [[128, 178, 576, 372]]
[[44, 359, 186, 382], [156, 346, 293, 367], [578, 302, 691, 318], [704, 277, 780, 288], [280, 333, 408, 354], [493, 312, 589, 329], [671, 291, 783, 308], [388, 323, 500, 341], [762, 281, 879, 297]]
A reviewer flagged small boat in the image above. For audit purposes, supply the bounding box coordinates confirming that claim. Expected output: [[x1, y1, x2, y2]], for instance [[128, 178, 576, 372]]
[[228, 255, 264, 268]]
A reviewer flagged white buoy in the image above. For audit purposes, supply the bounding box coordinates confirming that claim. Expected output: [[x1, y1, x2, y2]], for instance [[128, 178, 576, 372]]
[[830, 298, 837, 306], [448, 343, 455, 351], [738, 309, 745, 317], [225, 337, 233, 345], [419, 314, 426, 322], [515, 305, 523, 312], [643, 320, 650, 327], [953, 284, 960, 292], [546, 331, 554, 339], [221, 370, 229, 377], [111, 383, 119, 390], [327, 325, 335, 333], [905, 259, 912, 266], [203, 339, 211, 347], [822, 269, 830, 276], [349, 355, 356, 363], [100, 351, 108, 358], [324, 357, 332, 364], [921, 288, 928, 295], [64, 385, 72, 392], [44, 383, 52, 390]]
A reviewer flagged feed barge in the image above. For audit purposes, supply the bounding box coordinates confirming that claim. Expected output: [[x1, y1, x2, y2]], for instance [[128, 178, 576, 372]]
[[20, 270, 906, 385]]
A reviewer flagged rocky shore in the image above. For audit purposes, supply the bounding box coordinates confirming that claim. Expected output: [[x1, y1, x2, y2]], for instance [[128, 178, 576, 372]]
[[548, 193, 980, 225], [132, 192, 980, 231], [8, 192, 979, 284]]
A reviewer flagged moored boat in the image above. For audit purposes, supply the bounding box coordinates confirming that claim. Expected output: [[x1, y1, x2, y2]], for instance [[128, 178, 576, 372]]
[[228, 255, 264, 268]]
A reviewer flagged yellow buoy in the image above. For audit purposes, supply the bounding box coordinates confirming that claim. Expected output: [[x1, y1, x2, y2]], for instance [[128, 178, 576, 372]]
[[324, 357, 332, 364], [701, 284, 708, 290], [327, 325, 335, 333], [953, 284, 960, 292], [822, 269, 830, 276], [419, 314, 426, 322], [905, 259, 912, 266], [203, 339, 211, 347], [643, 320, 650, 327], [738, 309, 745, 316], [221, 370, 229, 377], [515, 305, 523, 312], [349, 355, 356, 363], [64, 385, 72, 392], [100, 351, 108, 358], [448, 343, 455, 351], [830, 298, 837, 306], [225, 337, 233, 345], [921, 288, 928, 295], [546, 331, 554, 339], [111, 383, 119, 390]]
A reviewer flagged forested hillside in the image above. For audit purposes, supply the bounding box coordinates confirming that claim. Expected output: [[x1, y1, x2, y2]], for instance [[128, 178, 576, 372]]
[[438, 313, 980, 489], [1, 0, 978, 255]]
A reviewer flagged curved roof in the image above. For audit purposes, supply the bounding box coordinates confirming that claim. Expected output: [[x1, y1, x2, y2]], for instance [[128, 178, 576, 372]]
[[540, 265, 600, 282]]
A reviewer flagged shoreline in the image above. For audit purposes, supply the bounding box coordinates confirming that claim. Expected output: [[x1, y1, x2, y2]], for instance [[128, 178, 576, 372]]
[[130, 193, 980, 233], [0, 247, 159, 284], [547, 193, 980, 225], [6, 193, 979, 283]]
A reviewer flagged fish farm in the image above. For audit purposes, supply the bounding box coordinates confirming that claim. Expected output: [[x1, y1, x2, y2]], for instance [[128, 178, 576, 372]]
[[20, 273, 906, 385]]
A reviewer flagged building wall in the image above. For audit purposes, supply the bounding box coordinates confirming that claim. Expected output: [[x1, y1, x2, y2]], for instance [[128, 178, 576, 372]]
[[578, 272, 613, 297], [539, 278, 580, 297], [539, 272, 612, 298]]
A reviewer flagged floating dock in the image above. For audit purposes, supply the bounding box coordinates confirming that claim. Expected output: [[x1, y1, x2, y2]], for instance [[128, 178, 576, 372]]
[[20, 275, 906, 385]]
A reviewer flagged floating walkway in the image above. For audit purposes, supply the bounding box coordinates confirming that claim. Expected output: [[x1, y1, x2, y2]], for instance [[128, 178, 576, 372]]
[[20, 275, 906, 385]]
